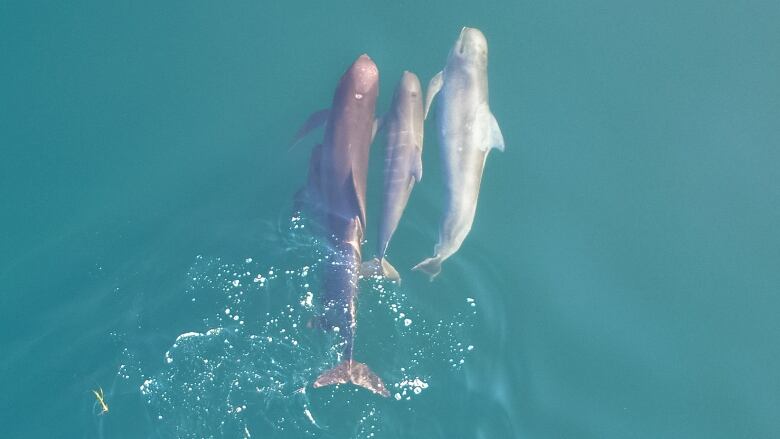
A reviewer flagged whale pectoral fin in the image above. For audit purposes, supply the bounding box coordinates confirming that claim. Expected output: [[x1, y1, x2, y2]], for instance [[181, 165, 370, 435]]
[[424, 71, 443, 120], [487, 111, 505, 152], [411, 147, 423, 183], [347, 171, 367, 230], [476, 104, 505, 152], [291, 109, 330, 149], [372, 115, 385, 142]]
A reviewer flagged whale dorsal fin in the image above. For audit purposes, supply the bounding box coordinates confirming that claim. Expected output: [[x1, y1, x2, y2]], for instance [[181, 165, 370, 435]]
[[475, 103, 505, 152], [424, 71, 443, 120]]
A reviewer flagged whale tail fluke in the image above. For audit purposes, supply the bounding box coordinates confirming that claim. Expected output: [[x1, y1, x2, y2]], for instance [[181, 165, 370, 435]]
[[361, 258, 401, 283], [313, 360, 390, 397], [412, 256, 442, 281]]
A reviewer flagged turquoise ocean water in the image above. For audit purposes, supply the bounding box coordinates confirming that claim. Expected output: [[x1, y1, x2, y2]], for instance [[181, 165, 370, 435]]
[[2, 1, 779, 437]]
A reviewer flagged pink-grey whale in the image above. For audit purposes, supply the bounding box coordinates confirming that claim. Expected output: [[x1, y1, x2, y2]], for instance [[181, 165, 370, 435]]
[[295, 54, 389, 397]]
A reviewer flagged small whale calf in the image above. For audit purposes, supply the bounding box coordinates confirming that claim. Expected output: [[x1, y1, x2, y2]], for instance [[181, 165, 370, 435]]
[[292, 27, 504, 397], [413, 27, 504, 280], [362, 71, 425, 283]]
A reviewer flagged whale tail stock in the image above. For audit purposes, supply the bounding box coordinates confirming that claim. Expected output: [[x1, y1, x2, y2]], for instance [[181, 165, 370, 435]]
[[360, 258, 401, 283], [313, 360, 390, 397], [412, 256, 442, 281]]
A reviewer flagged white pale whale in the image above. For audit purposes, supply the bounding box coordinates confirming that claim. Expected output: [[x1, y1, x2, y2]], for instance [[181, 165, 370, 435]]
[[413, 27, 505, 280]]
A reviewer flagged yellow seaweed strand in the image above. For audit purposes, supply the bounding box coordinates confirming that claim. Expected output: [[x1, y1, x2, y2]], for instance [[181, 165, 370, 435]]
[[92, 387, 109, 414]]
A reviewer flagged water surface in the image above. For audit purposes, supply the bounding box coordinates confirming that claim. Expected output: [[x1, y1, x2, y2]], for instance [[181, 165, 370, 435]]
[[2, 1, 779, 437]]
